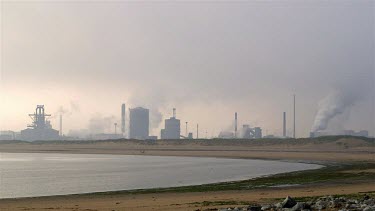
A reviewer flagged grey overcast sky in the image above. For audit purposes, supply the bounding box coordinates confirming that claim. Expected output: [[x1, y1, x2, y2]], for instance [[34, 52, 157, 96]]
[[0, 0, 374, 137]]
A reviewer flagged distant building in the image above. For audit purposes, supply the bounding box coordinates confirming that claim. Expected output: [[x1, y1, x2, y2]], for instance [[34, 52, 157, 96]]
[[147, 136, 158, 140], [343, 130, 355, 136], [160, 117, 180, 139], [254, 127, 262, 139], [67, 129, 90, 139], [310, 130, 369, 138], [218, 131, 235, 139], [242, 125, 252, 138], [160, 108, 180, 140], [357, 130, 369, 137], [240, 125, 262, 139], [14, 132, 21, 140], [90, 133, 123, 140], [129, 107, 149, 140], [20, 105, 59, 141], [0, 130, 15, 140]]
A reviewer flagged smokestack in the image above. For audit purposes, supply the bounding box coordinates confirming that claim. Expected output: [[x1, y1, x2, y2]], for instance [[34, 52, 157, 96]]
[[59, 114, 62, 137], [283, 112, 286, 137], [293, 94, 296, 138], [235, 112, 238, 138], [173, 108, 176, 118], [185, 122, 188, 137], [121, 104, 126, 136], [196, 124, 199, 139]]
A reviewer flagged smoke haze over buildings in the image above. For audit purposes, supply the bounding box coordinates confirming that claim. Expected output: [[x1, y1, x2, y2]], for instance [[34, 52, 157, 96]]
[[312, 91, 356, 133], [88, 114, 116, 134], [311, 57, 374, 133], [0, 1, 374, 137]]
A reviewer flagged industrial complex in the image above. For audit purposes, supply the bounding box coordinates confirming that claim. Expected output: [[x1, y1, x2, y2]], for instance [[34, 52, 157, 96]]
[[160, 108, 181, 139], [0, 98, 370, 141], [19, 105, 60, 141], [129, 107, 150, 140]]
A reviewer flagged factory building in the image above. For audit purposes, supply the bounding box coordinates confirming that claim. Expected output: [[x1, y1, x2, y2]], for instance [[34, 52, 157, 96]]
[[0, 131, 15, 140], [356, 130, 369, 137], [20, 105, 59, 141], [90, 133, 123, 140], [342, 130, 369, 137], [160, 108, 180, 139], [253, 127, 262, 139], [147, 136, 158, 140], [241, 125, 262, 139], [218, 131, 235, 139], [229, 112, 262, 139], [129, 107, 149, 140]]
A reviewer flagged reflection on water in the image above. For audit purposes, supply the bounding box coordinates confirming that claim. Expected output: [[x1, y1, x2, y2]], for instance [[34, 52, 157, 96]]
[[0, 153, 322, 198]]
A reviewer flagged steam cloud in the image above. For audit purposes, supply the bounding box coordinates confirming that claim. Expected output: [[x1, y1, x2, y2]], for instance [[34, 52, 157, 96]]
[[88, 114, 116, 133], [150, 110, 163, 130], [311, 90, 358, 133], [52, 101, 81, 118], [128, 89, 166, 133]]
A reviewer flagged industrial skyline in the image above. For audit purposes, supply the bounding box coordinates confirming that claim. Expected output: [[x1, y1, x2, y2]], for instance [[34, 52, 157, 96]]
[[2, 101, 370, 141], [0, 2, 373, 210], [1, 1, 373, 137]]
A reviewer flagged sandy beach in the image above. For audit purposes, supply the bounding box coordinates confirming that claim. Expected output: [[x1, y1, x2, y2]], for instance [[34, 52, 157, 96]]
[[0, 137, 374, 210], [0, 137, 374, 162], [0, 181, 374, 211]]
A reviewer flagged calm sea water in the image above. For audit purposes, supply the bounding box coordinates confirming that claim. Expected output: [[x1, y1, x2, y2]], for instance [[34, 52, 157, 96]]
[[0, 153, 322, 198]]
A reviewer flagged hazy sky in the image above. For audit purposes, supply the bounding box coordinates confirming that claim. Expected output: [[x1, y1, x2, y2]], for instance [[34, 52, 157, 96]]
[[1, 0, 374, 137]]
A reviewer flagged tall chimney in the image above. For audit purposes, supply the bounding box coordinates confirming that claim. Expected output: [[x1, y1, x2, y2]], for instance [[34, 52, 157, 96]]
[[59, 114, 62, 137], [173, 108, 176, 118], [235, 112, 238, 138], [121, 104, 126, 136], [293, 94, 296, 138], [283, 112, 286, 137], [196, 124, 199, 139]]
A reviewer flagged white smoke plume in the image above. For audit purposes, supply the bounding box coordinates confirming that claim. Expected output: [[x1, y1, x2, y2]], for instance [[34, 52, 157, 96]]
[[88, 114, 116, 134], [128, 89, 166, 132], [69, 101, 81, 113], [54, 106, 70, 116], [53, 101, 81, 118], [311, 90, 357, 133], [150, 110, 163, 130]]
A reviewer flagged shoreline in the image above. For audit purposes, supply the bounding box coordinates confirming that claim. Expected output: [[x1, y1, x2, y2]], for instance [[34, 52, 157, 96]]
[[0, 159, 373, 211], [0, 180, 374, 211], [0, 137, 373, 210], [0, 152, 325, 200], [0, 150, 334, 164]]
